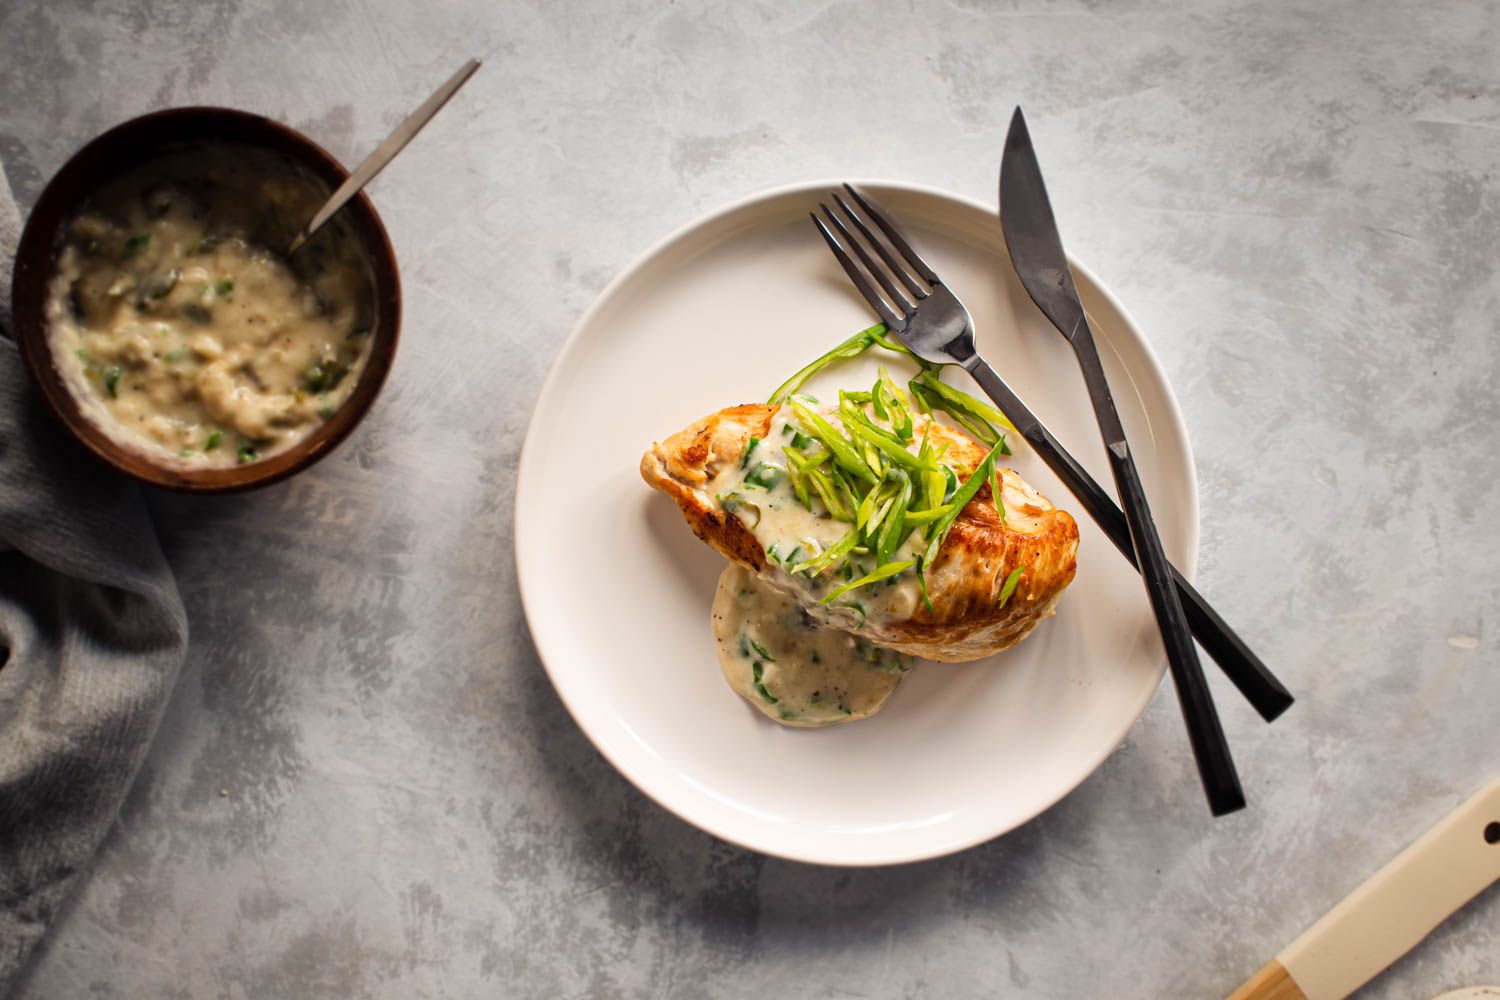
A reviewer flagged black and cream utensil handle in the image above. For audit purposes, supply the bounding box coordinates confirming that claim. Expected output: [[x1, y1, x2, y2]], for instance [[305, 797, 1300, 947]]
[[1229, 778, 1500, 1000]]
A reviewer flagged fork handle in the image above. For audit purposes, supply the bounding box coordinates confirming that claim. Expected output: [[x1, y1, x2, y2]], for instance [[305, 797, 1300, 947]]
[[967, 360, 1293, 723]]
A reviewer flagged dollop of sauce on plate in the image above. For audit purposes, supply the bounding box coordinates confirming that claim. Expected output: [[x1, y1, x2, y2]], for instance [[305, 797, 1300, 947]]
[[712, 564, 911, 727], [44, 144, 374, 468]]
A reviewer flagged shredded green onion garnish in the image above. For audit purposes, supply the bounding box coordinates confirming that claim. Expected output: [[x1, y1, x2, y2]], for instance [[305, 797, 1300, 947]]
[[767, 324, 886, 404], [998, 564, 1027, 608], [790, 401, 878, 484], [741, 322, 1021, 615], [918, 437, 1007, 611], [818, 559, 916, 605], [792, 526, 860, 577]]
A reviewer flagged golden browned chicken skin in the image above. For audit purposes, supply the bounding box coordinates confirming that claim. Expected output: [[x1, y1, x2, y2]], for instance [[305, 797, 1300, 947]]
[[642, 403, 1079, 662]]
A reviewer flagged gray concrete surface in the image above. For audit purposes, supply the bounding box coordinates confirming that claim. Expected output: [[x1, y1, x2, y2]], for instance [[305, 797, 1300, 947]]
[[2, 1, 1497, 997]]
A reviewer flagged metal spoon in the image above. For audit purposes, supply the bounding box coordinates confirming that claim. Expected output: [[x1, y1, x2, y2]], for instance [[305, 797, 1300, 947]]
[[287, 58, 481, 255]]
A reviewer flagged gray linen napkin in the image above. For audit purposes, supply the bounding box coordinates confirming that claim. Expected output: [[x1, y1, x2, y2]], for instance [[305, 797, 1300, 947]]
[[0, 158, 189, 992]]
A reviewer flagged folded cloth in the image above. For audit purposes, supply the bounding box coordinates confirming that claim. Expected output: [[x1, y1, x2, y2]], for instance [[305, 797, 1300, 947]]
[[0, 159, 188, 993]]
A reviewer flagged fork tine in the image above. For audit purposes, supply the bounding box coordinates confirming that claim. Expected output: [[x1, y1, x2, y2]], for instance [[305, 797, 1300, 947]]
[[810, 212, 905, 331], [831, 192, 926, 301], [819, 201, 916, 314], [842, 184, 941, 285]]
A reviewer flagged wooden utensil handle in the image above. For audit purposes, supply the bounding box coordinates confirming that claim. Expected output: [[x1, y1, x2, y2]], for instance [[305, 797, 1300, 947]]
[[1227, 778, 1500, 1000], [1229, 960, 1306, 1000]]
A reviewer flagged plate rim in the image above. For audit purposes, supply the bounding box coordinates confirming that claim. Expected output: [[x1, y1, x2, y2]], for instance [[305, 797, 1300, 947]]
[[514, 177, 1200, 866]]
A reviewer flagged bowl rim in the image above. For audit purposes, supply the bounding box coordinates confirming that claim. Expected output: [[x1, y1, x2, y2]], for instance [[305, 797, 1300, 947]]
[[8, 105, 402, 493]]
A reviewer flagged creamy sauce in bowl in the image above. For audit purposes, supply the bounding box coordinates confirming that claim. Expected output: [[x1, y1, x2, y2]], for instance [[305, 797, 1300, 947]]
[[44, 144, 374, 468], [712, 565, 910, 727]]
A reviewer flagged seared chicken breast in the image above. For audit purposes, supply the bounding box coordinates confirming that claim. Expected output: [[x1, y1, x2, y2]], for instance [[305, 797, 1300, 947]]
[[641, 403, 1079, 662]]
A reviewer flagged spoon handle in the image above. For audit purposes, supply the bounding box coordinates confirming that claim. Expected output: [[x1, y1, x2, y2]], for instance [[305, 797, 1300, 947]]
[[289, 58, 481, 254]]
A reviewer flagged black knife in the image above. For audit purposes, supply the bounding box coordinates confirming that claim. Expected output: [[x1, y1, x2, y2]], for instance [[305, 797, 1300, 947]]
[[1001, 107, 1245, 815]]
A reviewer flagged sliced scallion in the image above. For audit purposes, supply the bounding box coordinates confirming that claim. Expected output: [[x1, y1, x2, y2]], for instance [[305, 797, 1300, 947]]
[[740, 437, 761, 469], [743, 461, 783, 490], [874, 471, 912, 566], [914, 370, 1017, 434], [902, 504, 953, 525], [998, 564, 1027, 608], [790, 401, 877, 484], [818, 559, 914, 605], [792, 526, 859, 577], [717, 492, 761, 528], [918, 438, 1006, 611], [802, 466, 848, 521], [767, 324, 882, 404], [751, 661, 778, 704]]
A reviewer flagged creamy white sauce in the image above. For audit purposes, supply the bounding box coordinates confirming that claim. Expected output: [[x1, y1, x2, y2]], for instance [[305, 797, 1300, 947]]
[[704, 407, 927, 631], [44, 145, 373, 468], [712, 565, 909, 727]]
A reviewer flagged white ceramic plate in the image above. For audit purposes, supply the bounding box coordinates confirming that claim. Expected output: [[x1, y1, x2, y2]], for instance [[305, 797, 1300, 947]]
[[515, 181, 1198, 866]]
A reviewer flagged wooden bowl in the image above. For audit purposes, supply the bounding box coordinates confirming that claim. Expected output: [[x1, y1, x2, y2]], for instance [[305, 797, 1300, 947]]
[[9, 106, 401, 493]]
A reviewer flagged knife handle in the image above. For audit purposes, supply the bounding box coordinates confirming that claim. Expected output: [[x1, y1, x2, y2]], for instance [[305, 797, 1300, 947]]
[[967, 361, 1293, 722], [1101, 409, 1245, 816], [1228, 778, 1500, 1000]]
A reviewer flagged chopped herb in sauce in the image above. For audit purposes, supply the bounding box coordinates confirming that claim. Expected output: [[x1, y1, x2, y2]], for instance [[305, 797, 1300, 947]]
[[746, 636, 775, 662], [717, 492, 761, 528], [139, 268, 179, 300], [751, 662, 777, 704], [48, 146, 373, 469], [743, 462, 783, 490], [204, 430, 221, 451], [713, 566, 907, 728]]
